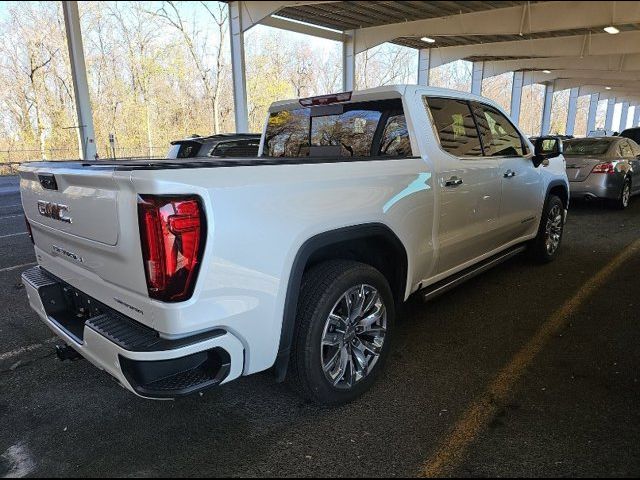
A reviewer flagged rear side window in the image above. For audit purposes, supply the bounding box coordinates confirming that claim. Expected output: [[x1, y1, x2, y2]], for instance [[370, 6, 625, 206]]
[[380, 114, 411, 157], [264, 108, 311, 157], [264, 99, 410, 158], [424, 97, 483, 157], [472, 103, 524, 157], [619, 140, 633, 158]]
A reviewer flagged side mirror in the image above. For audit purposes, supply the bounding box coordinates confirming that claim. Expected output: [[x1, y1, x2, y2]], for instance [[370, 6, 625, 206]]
[[532, 136, 563, 167]]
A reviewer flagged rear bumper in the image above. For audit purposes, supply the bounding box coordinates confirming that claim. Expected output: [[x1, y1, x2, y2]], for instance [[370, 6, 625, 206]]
[[569, 174, 625, 200], [22, 266, 244, 399]]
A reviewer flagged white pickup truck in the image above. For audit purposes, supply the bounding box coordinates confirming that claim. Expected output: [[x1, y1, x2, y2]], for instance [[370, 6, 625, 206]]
[[20, 85, 569, 405]]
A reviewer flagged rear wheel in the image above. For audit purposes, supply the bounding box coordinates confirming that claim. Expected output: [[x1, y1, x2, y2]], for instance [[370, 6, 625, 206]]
[[612, 178, 631, 210], [529, 194, 565, 263], [288, 260, 394, 406]]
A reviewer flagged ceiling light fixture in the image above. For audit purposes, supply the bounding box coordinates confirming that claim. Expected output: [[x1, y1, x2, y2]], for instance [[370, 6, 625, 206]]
[[605, 86, 612, 90], [604, 26, 620, 34], [542, 70, 551, 74], [421, 37, 436, 44]]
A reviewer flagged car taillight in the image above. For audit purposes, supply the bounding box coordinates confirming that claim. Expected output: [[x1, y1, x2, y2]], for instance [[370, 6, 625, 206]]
[[591, 162, 616, 174], [137, 195, 206, 302], [24, 215, 34, 244]]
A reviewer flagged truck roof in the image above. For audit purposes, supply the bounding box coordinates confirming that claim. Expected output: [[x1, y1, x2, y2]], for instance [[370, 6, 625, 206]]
[[269, 84, 505, 113]]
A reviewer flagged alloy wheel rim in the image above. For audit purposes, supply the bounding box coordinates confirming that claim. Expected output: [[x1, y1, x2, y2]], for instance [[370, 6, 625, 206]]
[[320, 284, 387, 390], [623, 183, 630, 207], [545, 205, 563, 255]]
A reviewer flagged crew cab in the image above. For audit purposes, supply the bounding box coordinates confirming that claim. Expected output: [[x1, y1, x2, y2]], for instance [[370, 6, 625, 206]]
[[19, 86, 569, 405]]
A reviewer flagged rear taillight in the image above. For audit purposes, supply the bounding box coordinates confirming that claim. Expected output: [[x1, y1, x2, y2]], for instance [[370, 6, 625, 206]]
[[591, 162, 616, 174], [24, 215, 34, 244], [137, 195, 206, 302]]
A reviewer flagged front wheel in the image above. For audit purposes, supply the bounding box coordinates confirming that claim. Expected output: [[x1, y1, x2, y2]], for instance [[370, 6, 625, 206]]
[[288, 260, 395, 406], [529, 194, 565, 263]]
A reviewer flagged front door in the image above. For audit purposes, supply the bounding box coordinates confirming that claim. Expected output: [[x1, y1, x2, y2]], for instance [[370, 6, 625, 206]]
[[472, 102, 543, 241]]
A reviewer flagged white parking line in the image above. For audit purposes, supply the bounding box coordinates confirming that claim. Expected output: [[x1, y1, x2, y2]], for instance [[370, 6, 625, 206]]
[[0, 262, 36, 273], [0, 442, 36, 478], [0, 232, 27, 239], [2, 204, 22, 208], [0, 214, 24, 220], [0, 338, 57, 362]]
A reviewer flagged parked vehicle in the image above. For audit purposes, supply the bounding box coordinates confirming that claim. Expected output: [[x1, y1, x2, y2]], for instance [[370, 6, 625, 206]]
[[19, 86, 569, 405], [167, 133, 261, 159], [564, 136, 640, 208], [619, 127, 640, 145], [588, 129, 614, 137]]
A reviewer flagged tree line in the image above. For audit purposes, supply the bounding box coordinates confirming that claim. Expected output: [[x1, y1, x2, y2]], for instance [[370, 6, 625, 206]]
[[0, 1, 598, 169]]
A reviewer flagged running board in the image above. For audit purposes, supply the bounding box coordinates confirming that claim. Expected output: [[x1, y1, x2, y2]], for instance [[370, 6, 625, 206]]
[[422, 245, 527, 302]]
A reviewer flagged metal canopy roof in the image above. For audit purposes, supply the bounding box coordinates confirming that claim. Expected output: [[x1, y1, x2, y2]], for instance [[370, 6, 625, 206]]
[[277, 1, 526, 32], [263, 1, 640, 106]]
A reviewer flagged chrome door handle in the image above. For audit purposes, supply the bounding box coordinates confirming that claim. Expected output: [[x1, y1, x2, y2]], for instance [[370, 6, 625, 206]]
[[504, 170, 517, 178], [445, 176, 463, 187]]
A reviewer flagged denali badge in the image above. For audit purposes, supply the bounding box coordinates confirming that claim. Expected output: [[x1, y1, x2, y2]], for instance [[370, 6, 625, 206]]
[[37, 200, 72, 224], [52, 245, 84, 263]]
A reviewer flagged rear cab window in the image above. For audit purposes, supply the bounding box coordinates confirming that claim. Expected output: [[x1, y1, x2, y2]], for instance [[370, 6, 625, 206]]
[[264, 98, 412, 158]]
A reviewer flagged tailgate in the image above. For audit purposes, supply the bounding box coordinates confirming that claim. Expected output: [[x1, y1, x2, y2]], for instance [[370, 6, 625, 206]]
[[19, 163, 151, 304], [21, 167, 120, 245]]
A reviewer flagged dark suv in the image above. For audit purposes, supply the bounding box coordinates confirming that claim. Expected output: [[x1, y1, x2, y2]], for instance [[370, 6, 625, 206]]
[[619, 127, 640, 145], [168, 133, 261, 159]]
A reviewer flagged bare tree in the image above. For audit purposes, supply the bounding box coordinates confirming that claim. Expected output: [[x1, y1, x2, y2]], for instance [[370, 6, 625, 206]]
[[146, 1, 228, 134]]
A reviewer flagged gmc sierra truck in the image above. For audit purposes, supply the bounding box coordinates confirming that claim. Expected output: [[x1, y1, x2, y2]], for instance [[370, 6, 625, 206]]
[[20, 85, 569, 405]]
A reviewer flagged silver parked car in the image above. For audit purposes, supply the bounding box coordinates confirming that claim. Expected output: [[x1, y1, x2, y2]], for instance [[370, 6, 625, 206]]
[[565, 137, 640, 209]]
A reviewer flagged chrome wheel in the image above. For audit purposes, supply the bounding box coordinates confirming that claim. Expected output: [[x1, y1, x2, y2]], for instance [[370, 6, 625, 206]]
[[320, 284, 387, 390], [544, 204, 563, 255], [622, 182, 631, 208]]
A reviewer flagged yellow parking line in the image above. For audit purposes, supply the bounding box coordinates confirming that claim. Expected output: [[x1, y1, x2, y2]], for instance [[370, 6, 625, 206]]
[[420, 238, 640, 478]]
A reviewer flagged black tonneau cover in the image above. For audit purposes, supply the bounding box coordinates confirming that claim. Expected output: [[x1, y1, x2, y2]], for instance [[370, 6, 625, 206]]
[[22, 154, 417, 172]]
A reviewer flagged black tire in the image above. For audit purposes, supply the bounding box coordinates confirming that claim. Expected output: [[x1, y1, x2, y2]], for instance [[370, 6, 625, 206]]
[[529, 194, 565, 264], [288, 260, 395, 406], [610, 178, 631, 210]]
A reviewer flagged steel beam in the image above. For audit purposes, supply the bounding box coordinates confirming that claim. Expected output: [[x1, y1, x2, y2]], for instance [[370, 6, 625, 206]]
[[586, 93, 599, 134], [619, 102, 630, 131], [541, 83, 554, 136], [229, 1, 249, 133], [62, 1, 96, 160], [343, 31, 356, 91], [565, 87, 580, 136], [604, 98, 616, 131], [418, 49, 430, 86], [510, 71, 524, 125], [471, 61, 484, 95]]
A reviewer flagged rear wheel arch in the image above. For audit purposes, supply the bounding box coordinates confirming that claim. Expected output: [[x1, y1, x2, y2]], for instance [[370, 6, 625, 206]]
[[273, 224, 408, 382]]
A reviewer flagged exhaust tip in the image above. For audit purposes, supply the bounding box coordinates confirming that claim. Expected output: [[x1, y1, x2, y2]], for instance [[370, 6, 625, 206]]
[[55, 344, 82, 362]]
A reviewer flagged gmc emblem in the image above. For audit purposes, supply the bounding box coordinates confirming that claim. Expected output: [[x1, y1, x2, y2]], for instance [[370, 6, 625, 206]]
[[37, 201, 72, 224]]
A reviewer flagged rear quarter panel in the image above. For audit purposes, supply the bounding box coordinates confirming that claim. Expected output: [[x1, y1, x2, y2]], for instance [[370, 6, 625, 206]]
[[129, 157, 435, 374]]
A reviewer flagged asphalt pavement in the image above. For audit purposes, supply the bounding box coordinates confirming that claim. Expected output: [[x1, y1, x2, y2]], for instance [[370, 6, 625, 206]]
[[1, 177, 639, 477]]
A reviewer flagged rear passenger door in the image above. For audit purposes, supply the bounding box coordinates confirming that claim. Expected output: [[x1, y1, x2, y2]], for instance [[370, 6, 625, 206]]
[[472, 102, 543, 242], [424, 97, 502, 275]]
